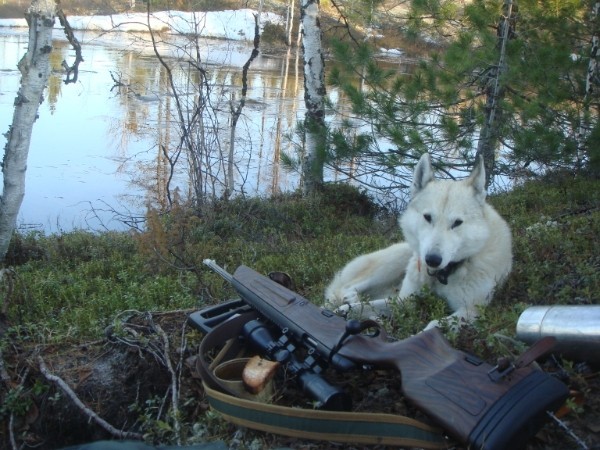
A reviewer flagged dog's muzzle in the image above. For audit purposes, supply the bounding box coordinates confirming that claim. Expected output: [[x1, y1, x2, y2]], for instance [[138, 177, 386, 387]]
[[427, 260, 465, 285]]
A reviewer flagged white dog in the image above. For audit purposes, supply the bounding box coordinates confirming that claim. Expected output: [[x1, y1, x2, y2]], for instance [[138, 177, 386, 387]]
[[325, 153, 512, 330]]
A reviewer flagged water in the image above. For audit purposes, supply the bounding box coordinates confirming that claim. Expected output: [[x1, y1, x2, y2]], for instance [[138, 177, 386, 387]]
[[0, 28, 310, 232]]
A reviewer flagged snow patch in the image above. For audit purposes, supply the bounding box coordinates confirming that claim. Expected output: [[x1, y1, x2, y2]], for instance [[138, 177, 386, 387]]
[[0, 9, 283, 42]]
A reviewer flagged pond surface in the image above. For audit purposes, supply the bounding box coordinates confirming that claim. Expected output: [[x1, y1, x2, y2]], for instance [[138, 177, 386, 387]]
[[0, 27, 313, 232]]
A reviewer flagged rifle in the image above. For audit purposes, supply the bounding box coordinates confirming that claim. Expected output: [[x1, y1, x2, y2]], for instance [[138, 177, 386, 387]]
[[191, 260, 569, 450]]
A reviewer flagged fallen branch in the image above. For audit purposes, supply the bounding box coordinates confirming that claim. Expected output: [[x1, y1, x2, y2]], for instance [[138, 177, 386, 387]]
[[9, 414, 17, 450], [547, 411, 590, 450], [38, 356, 143, 441], [155, 323, 181, 445]]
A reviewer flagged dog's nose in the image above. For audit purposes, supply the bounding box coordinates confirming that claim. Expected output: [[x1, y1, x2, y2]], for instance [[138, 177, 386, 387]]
[[425, 254, 442, 268]]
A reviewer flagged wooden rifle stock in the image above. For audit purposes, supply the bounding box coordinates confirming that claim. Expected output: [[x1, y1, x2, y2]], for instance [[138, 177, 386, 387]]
[[229, 264, 568, 449], [338, 329, 567, 449]]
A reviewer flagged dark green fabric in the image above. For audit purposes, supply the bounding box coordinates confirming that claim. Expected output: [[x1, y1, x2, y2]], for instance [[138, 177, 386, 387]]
[[59, 440, 228, 450], [209, 394, 447, 446]]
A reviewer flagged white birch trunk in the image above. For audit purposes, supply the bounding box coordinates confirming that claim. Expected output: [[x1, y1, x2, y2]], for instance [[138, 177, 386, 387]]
[[586, 3, 599, 98], [300, 0, 326, 195], [0, 0, 55, 261], [576, 1, 599, 167]]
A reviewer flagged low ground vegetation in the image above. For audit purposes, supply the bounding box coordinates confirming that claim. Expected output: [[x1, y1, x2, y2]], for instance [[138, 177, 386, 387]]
[[0, 173, 598, 449]]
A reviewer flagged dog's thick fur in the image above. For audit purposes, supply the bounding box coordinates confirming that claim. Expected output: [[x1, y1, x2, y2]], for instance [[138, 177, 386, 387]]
[[325, 153, 512, 329]]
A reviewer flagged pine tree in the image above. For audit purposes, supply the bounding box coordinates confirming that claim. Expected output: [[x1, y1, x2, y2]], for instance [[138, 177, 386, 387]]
[[327, 0, 599, 187]]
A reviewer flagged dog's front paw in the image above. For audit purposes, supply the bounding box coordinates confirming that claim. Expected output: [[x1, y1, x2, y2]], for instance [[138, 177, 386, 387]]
[[340, 289, 361, 305], [424, 319, 441, 331], [333, 299, 392, 321], [424, 315, 468, 332], [325, 288, 360, 308]]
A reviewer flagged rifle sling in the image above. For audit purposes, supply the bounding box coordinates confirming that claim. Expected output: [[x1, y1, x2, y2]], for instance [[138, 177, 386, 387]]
[[195, 312, 449, 449]]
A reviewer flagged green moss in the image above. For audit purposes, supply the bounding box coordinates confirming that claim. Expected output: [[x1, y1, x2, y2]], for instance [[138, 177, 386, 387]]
[[2, 175, 598, 346]]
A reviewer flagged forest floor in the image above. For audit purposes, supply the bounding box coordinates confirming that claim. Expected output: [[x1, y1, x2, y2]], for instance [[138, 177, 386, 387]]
[[0, 1, 598, 450]]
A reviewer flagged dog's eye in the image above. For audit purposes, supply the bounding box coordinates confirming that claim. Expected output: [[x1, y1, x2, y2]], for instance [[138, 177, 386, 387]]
[[423, 214, 432, 223], [452, 219, 463, 229]]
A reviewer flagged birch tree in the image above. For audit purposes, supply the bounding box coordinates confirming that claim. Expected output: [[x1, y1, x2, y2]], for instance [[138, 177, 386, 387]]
[[300, 0, 327, 195], [0, 0, 56, 262], [578, 1, 600, 170], [0, 0, 81, 261]]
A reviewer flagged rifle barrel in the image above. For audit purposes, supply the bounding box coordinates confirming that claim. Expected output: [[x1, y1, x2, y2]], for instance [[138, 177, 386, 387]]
[[229, 264, 569, 449], [203, 259, 234, 283]]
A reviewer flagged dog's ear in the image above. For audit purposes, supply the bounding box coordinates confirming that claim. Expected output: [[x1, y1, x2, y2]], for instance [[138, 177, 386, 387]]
[[411, 153, 434, 197], [468, 155, 487, 202]]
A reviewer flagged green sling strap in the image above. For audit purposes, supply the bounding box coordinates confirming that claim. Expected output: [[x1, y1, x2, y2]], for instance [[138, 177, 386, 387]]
[[195, 312, 449, 449]]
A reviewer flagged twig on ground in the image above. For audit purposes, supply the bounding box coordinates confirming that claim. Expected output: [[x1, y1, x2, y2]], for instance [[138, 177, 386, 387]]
[[547, 411, 590, 450], [176, 320, 188, 418], [9, 413, 18, 450], [155, 323, 181, 445], [38, 355, 143, 441]]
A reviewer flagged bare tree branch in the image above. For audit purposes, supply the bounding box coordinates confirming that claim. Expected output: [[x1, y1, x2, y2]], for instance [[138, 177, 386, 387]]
[[38, 356, 144, 441], [56, 7, 83, 84]]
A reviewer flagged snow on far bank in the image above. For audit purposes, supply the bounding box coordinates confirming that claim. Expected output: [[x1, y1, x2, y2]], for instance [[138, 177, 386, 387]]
[[0, 9, 406, 61], [0, 9, 283, 41], [378, 48, 403, 57]]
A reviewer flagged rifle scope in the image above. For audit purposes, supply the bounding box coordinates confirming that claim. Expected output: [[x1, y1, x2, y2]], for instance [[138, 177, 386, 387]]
[[242, 320, 352, 411]]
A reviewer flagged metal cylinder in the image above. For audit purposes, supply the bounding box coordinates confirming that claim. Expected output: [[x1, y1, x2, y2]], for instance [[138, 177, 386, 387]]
[[516, 305, 600, 365]]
